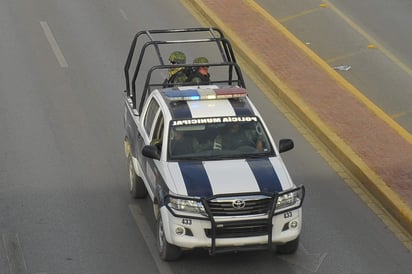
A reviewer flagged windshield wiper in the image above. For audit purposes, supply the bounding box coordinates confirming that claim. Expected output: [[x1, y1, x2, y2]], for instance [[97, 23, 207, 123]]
[[172, 156, 205, 161], [229, 153, 259, 159]]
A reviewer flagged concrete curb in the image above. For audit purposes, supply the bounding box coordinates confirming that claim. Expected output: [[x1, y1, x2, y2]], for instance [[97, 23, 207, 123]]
[[181, 0, 412, 236]]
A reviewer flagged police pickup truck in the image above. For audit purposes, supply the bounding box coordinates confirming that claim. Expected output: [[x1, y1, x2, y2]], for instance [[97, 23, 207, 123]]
[[123, 28, 305, 261]]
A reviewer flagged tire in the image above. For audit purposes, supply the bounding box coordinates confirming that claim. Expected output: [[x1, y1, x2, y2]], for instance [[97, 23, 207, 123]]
[[157, 209, 182, 261], [128, 155, 148, 198], [276, 236, 300, 254]]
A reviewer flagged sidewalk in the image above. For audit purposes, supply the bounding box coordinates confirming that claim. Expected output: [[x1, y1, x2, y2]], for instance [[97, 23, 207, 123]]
[[182, 0, 412, 235]]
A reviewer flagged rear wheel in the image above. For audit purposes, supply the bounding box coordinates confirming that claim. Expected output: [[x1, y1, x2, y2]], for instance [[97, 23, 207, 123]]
[[276, 236, 300, 254], [157, 209, 182, 261], [128, 155, 148, 198]]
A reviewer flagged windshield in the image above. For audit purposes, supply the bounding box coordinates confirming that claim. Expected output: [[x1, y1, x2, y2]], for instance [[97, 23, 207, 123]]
[[168, 116, 274, 160]]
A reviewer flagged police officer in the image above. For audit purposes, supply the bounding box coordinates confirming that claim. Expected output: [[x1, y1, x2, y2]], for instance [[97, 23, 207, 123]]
[[213, 123, 264, 151], [187, 57, 210, 85], [166, 51, 188, 85]]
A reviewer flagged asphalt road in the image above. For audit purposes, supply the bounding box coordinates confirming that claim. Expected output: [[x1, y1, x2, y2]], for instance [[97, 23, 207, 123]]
[[0, 0, 411, 273], [257, 0, 412, 133]]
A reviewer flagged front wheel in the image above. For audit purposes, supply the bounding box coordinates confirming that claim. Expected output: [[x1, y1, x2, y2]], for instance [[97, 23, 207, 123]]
[[157, 210, 182, 261], [128, 155, 148, 198], [276, 236, 300, 254]]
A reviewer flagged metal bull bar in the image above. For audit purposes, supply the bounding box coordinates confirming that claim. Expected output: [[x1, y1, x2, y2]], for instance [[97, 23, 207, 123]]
[[165, 185, 305, 255]]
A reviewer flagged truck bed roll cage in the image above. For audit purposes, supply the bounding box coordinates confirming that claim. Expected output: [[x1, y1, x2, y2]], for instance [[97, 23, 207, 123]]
[[123, 28, 246, 112]]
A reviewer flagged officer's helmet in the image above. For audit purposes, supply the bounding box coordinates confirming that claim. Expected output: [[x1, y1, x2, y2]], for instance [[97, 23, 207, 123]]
[[169, 51, 186, 64], [193, 57, 209, 64]]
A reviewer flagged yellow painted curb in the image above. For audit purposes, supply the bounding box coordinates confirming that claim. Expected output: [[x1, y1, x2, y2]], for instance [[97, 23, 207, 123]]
[[181, 0, 412, 236]]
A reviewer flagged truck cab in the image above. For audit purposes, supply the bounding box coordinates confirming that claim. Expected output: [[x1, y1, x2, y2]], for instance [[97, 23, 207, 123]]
[[123, 28, 304, 261]]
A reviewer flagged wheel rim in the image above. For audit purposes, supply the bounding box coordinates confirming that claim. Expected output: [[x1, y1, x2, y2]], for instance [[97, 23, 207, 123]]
[[158, 216, 165, 251], [128, 159, 134, 192], [153, 203, 159, 220]]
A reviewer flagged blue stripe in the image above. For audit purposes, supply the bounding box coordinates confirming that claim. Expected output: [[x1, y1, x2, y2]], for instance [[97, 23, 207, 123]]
[[179, 161, 213, 197], [170, 101, 192, 119], [247, 158, 283, 192], [146, 160, 169, 201], [229, 99, 254, 116]]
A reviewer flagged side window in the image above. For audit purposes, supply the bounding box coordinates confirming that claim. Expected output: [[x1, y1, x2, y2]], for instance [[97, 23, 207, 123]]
[[144, 98, 160, 134], [151, 112, 164, 151], [152, 113, 164, 141]]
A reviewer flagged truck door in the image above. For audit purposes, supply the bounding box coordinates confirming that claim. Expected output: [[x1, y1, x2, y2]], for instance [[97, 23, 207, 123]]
[[146, 111, 165, 191], [140, 97, 164, 190], [135, 97, 160, 171]]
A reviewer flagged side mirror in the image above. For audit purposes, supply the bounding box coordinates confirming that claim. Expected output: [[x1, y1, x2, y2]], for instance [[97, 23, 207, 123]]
[[279, 139, 294, 153], [142, 145, 160, 160]]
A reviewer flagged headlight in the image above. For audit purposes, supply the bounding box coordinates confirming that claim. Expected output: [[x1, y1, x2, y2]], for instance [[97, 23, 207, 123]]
[[276, 192, 297, 209], [169, 197, 206, 214]]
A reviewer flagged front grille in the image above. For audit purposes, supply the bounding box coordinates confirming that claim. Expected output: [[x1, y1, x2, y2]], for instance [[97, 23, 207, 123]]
[[207, 195, 273, 216], [205, 219, 269, 238]]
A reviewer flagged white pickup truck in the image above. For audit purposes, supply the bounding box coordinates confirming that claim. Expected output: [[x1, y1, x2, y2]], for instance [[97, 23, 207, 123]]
[[123, 28, 305, 261]]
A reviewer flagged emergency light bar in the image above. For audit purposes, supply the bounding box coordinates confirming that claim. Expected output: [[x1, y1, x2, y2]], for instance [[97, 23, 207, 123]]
[[164, 87, 247, 101]]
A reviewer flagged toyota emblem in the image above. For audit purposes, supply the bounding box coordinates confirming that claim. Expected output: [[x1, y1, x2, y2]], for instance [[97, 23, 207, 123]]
[[232, 199, 246, 209]]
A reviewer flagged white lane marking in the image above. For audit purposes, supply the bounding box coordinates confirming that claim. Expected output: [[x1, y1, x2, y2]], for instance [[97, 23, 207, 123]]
[[119, 9, 129, 21], [129, 204, 173, 274], [2, 233, 29, 274], [40, 21, 68, 68]]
